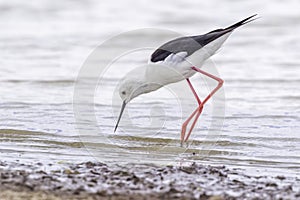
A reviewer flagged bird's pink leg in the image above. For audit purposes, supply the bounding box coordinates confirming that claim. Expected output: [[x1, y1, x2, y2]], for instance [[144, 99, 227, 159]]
[[183, 66, 224, 143], [181, 79, 203, 144], [186, 78, 201, 105]]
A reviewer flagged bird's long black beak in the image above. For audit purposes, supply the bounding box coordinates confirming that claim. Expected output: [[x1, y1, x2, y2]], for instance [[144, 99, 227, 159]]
[[114, 101, 126, 132]]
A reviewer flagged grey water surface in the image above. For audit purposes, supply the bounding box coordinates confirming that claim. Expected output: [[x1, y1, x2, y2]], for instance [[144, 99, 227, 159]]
[[0, 0, 299, 177]]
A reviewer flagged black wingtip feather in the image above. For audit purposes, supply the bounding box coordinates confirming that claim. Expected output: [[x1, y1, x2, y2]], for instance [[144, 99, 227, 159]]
[[225, 14, 258, 30], [150, 15, 258, 63]]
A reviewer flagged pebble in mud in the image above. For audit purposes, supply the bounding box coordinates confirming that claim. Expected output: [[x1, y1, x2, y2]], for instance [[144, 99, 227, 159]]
[[0, 161, 299, 200]]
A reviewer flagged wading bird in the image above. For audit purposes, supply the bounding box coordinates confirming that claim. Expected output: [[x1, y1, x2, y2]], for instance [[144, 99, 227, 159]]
[[114, 15, 257, 144]]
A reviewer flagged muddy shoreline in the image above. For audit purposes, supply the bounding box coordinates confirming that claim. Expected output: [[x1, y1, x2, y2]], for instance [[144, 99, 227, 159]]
[[0, 161, 299, 200]]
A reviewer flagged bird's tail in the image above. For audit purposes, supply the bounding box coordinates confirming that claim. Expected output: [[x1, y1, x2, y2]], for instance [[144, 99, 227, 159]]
[[225, 14, 258, 30]]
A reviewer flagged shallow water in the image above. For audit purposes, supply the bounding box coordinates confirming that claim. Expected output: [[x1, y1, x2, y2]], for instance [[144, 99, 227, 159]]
[[0, 0, 300, 177]]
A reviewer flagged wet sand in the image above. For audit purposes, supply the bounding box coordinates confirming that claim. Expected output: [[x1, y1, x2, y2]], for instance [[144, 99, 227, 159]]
[[0, 161, 299, 200]]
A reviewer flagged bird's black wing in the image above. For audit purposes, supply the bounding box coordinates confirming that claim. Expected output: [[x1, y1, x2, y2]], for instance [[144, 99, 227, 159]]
[[150, 14, 257, 63], [150, 30, 230, 63]]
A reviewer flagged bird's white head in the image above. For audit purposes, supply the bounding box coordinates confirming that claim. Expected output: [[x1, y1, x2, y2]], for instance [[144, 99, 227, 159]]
[[118, 79, 143, 104], [114, 64, 164, 132], [114, 78, 146, 132]]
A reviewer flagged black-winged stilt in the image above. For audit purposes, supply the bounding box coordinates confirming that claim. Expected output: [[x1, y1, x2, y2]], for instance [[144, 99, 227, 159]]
[[114, 15, 257, 144]]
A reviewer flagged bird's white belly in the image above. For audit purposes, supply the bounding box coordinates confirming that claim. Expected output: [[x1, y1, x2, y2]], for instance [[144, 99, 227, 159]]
[[187, 32, 231, 65]]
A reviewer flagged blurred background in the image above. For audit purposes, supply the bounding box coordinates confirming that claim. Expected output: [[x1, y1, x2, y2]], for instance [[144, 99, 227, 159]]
[[0, 0, 299, 176]]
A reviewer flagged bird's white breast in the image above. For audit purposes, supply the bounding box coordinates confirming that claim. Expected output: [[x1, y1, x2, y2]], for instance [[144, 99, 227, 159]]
[[146, 60, 194, 86]]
